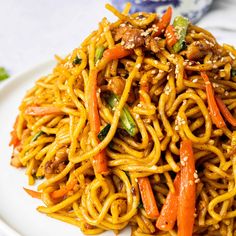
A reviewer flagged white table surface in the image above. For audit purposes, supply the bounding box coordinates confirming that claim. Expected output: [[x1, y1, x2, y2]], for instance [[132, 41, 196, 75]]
[[0, 0, 236, 235]]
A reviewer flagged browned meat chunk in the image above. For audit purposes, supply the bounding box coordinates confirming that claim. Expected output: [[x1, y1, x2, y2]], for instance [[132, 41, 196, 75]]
[[107, 76, 125, 96], [186, 40, 213, 60], [106, 76, 135, 104], [145, 35, 160, 53], [45, 147, 68, 177], [114, 24, 161, 54], [11, 146, 23, 168], [114, 25, 145, 49]]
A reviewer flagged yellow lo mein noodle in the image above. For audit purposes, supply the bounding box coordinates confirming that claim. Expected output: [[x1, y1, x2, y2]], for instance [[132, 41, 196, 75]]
[[9, 3, 236, 235]]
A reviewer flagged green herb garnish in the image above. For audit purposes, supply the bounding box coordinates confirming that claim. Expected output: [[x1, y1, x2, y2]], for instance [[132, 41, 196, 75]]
[[32, 131, 45, 142], [0, 67, 9, 81], [106, 93, 138, 137], [231, 69, 236, 77], [98, 124, 111, 141], [72, 56, 82, 66], [137, 202, 143, 209], [95, 46, 105, 63]]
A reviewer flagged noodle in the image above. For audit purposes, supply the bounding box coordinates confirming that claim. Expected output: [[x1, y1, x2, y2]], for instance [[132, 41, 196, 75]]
[[9, 3, 236, 235]]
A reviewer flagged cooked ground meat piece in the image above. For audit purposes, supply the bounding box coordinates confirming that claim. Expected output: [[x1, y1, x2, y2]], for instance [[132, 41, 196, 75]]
[[107, 76, 125, 96], [114, 24, 145, 49], [186, 40, 213, 60], [114, 24, 161, 53], [45, 147, 68, 176], [145, 35, 160, 53], [11, 146, 23, 168]]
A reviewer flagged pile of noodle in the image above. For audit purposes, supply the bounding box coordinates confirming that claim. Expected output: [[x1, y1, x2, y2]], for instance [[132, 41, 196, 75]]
[[10, 3, 236, 236]]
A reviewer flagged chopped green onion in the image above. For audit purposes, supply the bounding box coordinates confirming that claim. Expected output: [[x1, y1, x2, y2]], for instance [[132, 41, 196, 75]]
[[95, 46, 105, 63], [137, 201, 143, 209], [106, 93, 138, 137], [98, 124, 111, 141], [172, 16, 189, 53], [32, 131, 44, 142], [72, 56, 82, 65], [231, 69, 236, 77], [0, 67, 9, 81]]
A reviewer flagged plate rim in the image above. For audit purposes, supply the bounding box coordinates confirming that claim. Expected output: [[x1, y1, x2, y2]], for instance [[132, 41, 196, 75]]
[[0, 59, 55, 94], [0, 59, 55, 236]]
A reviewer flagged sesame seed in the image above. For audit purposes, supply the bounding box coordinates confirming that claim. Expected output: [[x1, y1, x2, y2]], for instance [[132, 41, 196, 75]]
[[180, 160, 185, 166], [212, 83, 219, 88], [175, 126, 179, 131], [189, 180, 194, 186]]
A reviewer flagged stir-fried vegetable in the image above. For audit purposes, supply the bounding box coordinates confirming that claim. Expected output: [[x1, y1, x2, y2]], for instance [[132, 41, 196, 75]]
[[23, 187, 41, 199], [156, 173, 180, 231], [165, 25, 178, 47], [215, 96, 236, 126], [32, 131, 45, 142], [103, 45, 131, 61], [106, 93, 138, 136], [95, 46, 105, 63], [178, 140, 196, 236], [9, 116, 20, 147], [153, 6, 172, 37], [201, 72, 226, 128], [98, 124, 111, 141], [72, 56, 82, 65], [88, 70, 108, 174], [231, 69, 236, 77], [51, 179, 77, 199], [172, 16, 189, 53], [0, 67, 9, 81], [138, 177, 159, 218]]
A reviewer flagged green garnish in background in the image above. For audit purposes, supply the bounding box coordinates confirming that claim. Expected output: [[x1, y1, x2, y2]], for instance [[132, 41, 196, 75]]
[[0, 67, 9, 81]]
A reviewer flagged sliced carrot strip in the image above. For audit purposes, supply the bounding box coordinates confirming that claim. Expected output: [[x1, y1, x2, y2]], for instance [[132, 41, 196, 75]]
[[138, 177, 159, 219], [177, 140, 196, 236], [215, 96, 236, 126], [156, 173, 180, 231], [201, 72, 226, 128], [23, 187, 41, 199]]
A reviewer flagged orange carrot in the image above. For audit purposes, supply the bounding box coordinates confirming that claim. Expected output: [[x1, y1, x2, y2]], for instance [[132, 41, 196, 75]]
[[9, 130, 20, 147], [178, 140, 196, 236], [140, 82, 149, 102], [215, 96, 236, 126], [165, 25, 178, 47], [9, 116, 20, 147], [156, 173, 180, 231], [103, 45, 131, 61], [201, 72, 226, 128], [153, 7, 172, 37], [25, 106, 63, 116], [88, 70, 108, 174], [183, 71, 188, 80], [138, 177, 159, 219], [23, 187, 41, 199], [51, 179, 77, 199]]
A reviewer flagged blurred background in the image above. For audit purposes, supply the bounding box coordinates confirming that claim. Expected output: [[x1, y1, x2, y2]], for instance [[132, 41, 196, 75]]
[[0, 0, 235, 77]]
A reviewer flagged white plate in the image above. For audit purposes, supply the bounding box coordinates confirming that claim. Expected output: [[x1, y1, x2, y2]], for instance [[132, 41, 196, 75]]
[[0, 61, 127, 236]]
